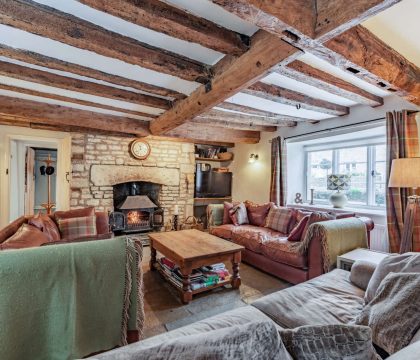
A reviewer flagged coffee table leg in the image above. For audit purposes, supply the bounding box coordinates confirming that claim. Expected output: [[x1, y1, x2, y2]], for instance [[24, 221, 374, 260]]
[[231, 252, 241, 289], [180, 267, 193, 304], [150, 245, 157, 271]]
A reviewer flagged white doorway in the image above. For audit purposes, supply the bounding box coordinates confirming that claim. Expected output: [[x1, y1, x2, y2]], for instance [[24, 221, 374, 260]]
[[0, 126, 71, 226]]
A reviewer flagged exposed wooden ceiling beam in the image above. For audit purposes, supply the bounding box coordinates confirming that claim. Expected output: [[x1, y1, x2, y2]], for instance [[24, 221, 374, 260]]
[[0, 60, 171, 110], [314, 0, 401, 41], [166, 123, 260, 144], [0, 0, 210, 83], [244, 82, 349, 116], [78, 0, 248, 56], [217, 102, 282, 117], [0, 95, 150, 136], [0, 83, 157, 119], [212, 1, 412, 103], [277, 60, 383, 107], [191, 118, 277, 132], [150, 30, 301, 134], [211, 0, 316, 39], [321, 25, 420, 105], [0, 45, 186, 100], [200, 109, 299, 126]]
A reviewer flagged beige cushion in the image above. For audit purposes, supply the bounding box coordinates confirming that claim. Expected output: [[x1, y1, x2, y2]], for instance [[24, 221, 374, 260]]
[[280, 324, 378, 360], [90, 320, 291, 360], [365, 252, 420, 303], [252, 269, 365, 328], [350, 260, 378, 291], [355, 272, 420, 355]]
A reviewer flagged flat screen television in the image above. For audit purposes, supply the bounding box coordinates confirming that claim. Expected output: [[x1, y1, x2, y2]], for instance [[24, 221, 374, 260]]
[[195, 170, 232, 198]]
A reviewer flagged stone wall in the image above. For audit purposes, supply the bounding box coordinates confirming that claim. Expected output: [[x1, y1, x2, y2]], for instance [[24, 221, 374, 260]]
[[70, 133, 195, 226]]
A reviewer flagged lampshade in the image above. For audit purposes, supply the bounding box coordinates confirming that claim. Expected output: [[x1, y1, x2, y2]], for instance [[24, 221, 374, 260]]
[[327, 174, 351, 191], [388, 158, 420, 188]]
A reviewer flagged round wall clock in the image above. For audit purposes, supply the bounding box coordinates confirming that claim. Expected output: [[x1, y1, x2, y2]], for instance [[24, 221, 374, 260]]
[[130, 139, 151, 160]]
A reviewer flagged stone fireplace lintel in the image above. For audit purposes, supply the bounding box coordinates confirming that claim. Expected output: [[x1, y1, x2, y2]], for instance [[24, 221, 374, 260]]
[[90, 165, 180, 187]]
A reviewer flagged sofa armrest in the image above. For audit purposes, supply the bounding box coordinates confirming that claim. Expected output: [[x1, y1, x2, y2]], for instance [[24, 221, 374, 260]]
[[349, 260, 377, 291], [95, 212, 110, 235], [307, 217, 372, 279], [206, 204, 224, 228]]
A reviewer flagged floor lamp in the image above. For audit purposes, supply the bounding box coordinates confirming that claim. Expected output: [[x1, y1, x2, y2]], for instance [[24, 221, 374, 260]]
[[388, 158, 420, 253]]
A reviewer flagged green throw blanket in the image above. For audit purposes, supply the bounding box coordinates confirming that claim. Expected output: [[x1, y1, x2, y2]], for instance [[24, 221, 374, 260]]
[[0, 237, 143, 360], [301, 217, 368, 272]]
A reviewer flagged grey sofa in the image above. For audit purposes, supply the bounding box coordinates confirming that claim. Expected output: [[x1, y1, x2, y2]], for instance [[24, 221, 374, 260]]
[[89, 263, 419, 359]]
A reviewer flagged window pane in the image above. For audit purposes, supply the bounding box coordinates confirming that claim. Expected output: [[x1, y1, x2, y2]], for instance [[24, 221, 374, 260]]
[[338, 147, 367, 205], [307, 150, 333, 201], [374, 144, 386, 206]]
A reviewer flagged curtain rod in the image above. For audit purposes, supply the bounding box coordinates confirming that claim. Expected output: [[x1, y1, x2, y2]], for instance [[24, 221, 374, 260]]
[[280, 117, 386, 141]]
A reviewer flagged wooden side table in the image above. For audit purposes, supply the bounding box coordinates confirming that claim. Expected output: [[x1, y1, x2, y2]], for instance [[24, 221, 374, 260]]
[[337, 248, 389, 271]]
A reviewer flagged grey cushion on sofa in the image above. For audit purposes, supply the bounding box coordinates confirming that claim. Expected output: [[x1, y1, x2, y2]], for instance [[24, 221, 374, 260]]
[[252, 269, 365, 328], [387, 340, 420, 360], [356, 272, 420, 354], [89, 321, 292, 360], [365, 253, 420, 303], [279, 324, 378, 360], [350, 260, 378, 291], [114, 306, 282, 352]]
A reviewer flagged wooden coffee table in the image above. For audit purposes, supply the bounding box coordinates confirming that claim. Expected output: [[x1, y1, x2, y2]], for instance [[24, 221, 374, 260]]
[[149, 229, 244, 304]]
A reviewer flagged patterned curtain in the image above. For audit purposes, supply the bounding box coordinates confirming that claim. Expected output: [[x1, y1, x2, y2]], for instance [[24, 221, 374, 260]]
[[270, 136, 287, 206], [386, 110, 420, 253]]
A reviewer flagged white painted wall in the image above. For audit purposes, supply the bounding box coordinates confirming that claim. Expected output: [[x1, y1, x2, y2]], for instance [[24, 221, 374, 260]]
[[0, 125, 72, 227], [231, 95, 419, 205]]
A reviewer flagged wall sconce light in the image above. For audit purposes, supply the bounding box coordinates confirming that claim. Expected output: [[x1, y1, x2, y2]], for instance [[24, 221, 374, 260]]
[[249, 153, 259, 163]]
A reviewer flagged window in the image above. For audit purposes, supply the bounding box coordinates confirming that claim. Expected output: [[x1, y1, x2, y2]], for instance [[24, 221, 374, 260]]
[[306, 141, 386, 208]]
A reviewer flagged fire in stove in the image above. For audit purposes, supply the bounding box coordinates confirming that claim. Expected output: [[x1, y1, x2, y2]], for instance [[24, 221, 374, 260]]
[[127, 210, 150, 228]]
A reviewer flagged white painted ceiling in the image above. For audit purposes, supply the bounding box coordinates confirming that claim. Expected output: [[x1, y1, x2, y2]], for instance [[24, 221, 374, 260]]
[[0, 0, 416, 127]]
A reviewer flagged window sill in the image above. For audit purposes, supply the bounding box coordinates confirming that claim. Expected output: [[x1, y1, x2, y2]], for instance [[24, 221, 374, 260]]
[[287, 203, 386, 217]]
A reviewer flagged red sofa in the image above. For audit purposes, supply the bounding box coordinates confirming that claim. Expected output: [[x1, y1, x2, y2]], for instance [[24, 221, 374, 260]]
[[0, 210, 112, 247], [207, 203, 374, 284]]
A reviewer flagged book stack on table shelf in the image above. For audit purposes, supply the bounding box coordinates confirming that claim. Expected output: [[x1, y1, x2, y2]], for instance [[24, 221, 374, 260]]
[[158, 257, 231, 291]]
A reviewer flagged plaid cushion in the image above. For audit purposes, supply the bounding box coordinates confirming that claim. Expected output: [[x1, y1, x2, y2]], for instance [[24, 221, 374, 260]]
[[229, 203, 249, 226], [264, 206, 293, 234], [57, 215, 97, 241]]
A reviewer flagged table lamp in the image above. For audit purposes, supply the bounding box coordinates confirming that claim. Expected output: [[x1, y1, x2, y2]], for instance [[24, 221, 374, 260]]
[[327, 174, 351, 208], [388, 158, 420, 253]]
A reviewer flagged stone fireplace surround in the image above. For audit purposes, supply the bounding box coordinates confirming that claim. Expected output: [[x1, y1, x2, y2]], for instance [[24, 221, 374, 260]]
[[70, 134, 195, 227]]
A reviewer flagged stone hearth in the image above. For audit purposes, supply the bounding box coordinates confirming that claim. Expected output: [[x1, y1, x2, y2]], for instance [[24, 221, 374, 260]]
[[70, 134, 195, 225]]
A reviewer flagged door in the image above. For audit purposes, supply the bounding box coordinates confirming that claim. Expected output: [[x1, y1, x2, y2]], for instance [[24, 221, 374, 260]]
[[24, 147, 35, 216]]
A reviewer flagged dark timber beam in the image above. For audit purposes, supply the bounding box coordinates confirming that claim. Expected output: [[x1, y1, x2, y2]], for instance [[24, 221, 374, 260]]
[[79, 0, 248, 56], [0, 60, 171, 110], [166, 123, 261, 144], [278, 60, 383, 107], [0, 0, 210, 83], [211, 0, 316, 39], [191, 118, 278, 132], [150, 30, 301, 134], [200, 109, 301, 126], [0, 45, 187, 100], [217, 102, 308, 121], [0, 83, 157, 119], [0, 96, 150, 136], [314, 0, 401, 41], [244, 82, 349, 116], [322, 25, 420, 105]]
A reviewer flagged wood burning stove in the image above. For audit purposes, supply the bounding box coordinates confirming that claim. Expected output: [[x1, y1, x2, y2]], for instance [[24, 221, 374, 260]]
[[109, 182, 164, 233]]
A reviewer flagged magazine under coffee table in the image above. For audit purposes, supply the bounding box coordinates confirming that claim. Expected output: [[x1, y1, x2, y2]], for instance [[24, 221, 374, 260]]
[[149, 229, 244, 304]]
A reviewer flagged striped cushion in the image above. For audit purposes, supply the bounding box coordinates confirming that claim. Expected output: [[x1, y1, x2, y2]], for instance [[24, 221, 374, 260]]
[[265, 206, 293, 234], [57, 215, 97, 241]]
